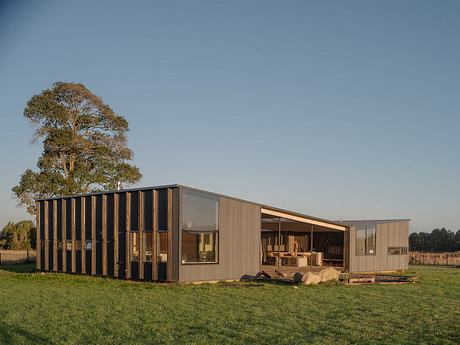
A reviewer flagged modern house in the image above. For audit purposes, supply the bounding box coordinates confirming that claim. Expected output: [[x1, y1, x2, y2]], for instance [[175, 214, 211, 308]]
[[36, 184, 409, 282]]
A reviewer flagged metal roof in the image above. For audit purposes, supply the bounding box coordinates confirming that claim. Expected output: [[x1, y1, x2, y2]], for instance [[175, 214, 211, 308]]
[[36, 183, 348, 230]]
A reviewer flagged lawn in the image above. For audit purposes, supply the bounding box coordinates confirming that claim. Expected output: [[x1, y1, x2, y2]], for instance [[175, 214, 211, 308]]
[[0, 265, 459, 345]]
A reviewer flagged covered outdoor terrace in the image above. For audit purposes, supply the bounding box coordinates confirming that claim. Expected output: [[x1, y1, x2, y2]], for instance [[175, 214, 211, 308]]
[[260, 208, 348, 275]]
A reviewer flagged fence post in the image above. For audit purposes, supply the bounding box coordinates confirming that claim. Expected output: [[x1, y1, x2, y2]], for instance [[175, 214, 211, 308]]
[[0, 252, 2, 265]]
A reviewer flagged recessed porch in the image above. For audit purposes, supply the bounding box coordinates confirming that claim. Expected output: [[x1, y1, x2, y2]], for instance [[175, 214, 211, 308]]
[[260, 208, 348, 274]]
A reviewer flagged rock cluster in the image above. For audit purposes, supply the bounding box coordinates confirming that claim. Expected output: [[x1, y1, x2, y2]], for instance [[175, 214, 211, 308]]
[[299, 268, 341, 286]]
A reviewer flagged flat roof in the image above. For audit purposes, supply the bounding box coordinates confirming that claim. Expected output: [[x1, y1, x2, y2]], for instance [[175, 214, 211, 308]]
[[36, 183, 348, 230]]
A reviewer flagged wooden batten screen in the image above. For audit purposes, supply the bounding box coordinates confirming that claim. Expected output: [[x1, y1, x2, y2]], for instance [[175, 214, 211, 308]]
[[71, 198, 76, 273], [81, 197, 86, 274], [113, 194, 119, 278], [138, 191, 144, 280], [152, 190, 159, 281], [102, 195, 107, 276], [171, 188, 179, 282], [125, 192, 131, 279], [43, 200, 49, 271], [35, 187, 176, 282], [35, 201, 41, 271], [61, 199, 67, 272], [91, 196, 96, 275], [52, 200, 58, 272]]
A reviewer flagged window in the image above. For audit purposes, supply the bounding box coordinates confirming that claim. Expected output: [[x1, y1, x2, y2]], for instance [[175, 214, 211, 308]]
[[131, 232, 140, 261], [143, 232, 153, 262], [75, 241, 82, 251], [366, 226, 376, 255], [182, 231, 218, 263], [85, 240, 92, 251], [356, 225, 376, 256], [40, 241, 45, 250], [181, 190, 218, 264], [66, 241, 72, 251], [57, 241, 63, 250], [356, 227, 366, 255], [158, 232, 168, 263], [388, 247, 408, 255]]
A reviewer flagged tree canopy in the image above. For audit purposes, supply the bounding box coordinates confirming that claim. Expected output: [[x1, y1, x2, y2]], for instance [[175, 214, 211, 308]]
[[409, 228, 460, 252], [0, 220, 36, 250], [13, 82, 142, 214]]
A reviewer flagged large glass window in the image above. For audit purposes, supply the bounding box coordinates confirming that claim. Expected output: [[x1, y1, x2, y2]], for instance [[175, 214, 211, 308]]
[[131, 232, 140, 261], [356, 225, 376, 256], [356, 227, 366, 255], [143, 232, 153, 262], [181, 190, 219, 264], [366, 226, 376, 255], [158, 232, 168, 263]]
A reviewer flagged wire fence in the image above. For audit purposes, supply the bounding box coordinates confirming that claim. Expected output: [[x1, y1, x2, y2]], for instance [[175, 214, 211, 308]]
[[0, 250, 36, 265], [409, 251, 460, 266]]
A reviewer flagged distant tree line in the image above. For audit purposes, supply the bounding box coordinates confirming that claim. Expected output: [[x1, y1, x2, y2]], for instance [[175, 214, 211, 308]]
[[0, 221, 36, 250], [409, 228, 460, 252]]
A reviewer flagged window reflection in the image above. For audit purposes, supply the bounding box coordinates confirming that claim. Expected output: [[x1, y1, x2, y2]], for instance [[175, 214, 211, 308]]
[[181, 190, 219, 264], [131, 232, 140, 261], [144, 232, 152, 262], [356, 225, 376, 256], [158, 232, 168, 263]]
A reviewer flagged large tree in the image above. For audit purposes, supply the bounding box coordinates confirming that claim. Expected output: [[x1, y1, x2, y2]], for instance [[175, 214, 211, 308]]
[[13, 82, 142, 214], [0, 220, 36, 250]]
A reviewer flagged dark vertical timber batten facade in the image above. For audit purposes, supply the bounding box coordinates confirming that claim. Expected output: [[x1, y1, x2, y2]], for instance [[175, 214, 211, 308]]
[[36, 187, 178, 282]]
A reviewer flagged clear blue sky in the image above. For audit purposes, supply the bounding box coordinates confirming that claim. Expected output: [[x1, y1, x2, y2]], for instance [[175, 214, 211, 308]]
[[1, 0, 459, 233]]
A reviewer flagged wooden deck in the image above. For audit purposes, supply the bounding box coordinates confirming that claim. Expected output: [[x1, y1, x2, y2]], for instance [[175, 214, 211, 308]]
[[261, 265, 344, 277]]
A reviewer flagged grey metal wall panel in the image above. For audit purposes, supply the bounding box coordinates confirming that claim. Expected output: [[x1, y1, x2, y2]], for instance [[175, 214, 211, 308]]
[[178, 196, 261, 282], [349, 220, 409, 272]]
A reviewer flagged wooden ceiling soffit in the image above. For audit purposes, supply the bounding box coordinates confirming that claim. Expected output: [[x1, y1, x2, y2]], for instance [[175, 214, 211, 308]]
[[261, 208, 347, 231]]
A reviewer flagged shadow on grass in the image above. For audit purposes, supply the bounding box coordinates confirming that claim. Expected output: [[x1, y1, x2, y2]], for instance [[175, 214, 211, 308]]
[[0, 263, 36, 273], [0, 322, 52, 345]]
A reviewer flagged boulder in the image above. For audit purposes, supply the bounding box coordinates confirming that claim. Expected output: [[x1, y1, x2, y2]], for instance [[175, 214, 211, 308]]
[[302, 272, 321, 285], [293, 272, 303, 284], [240, 274, 255, 282], [318, 268, 341, 282]]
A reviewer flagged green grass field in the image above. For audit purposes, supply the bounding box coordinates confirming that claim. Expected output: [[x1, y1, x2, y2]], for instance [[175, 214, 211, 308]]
[[0, 265, 459, 345]]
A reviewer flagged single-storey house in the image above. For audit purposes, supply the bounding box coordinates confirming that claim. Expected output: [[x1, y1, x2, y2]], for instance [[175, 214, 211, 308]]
[[36, 184, 409, 282]]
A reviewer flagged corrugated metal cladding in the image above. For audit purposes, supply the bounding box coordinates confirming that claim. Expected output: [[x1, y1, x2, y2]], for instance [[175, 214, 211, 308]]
[[348, 220, 409, 272], [36, 187, 177, 282], [178, 196, 261, 282]]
